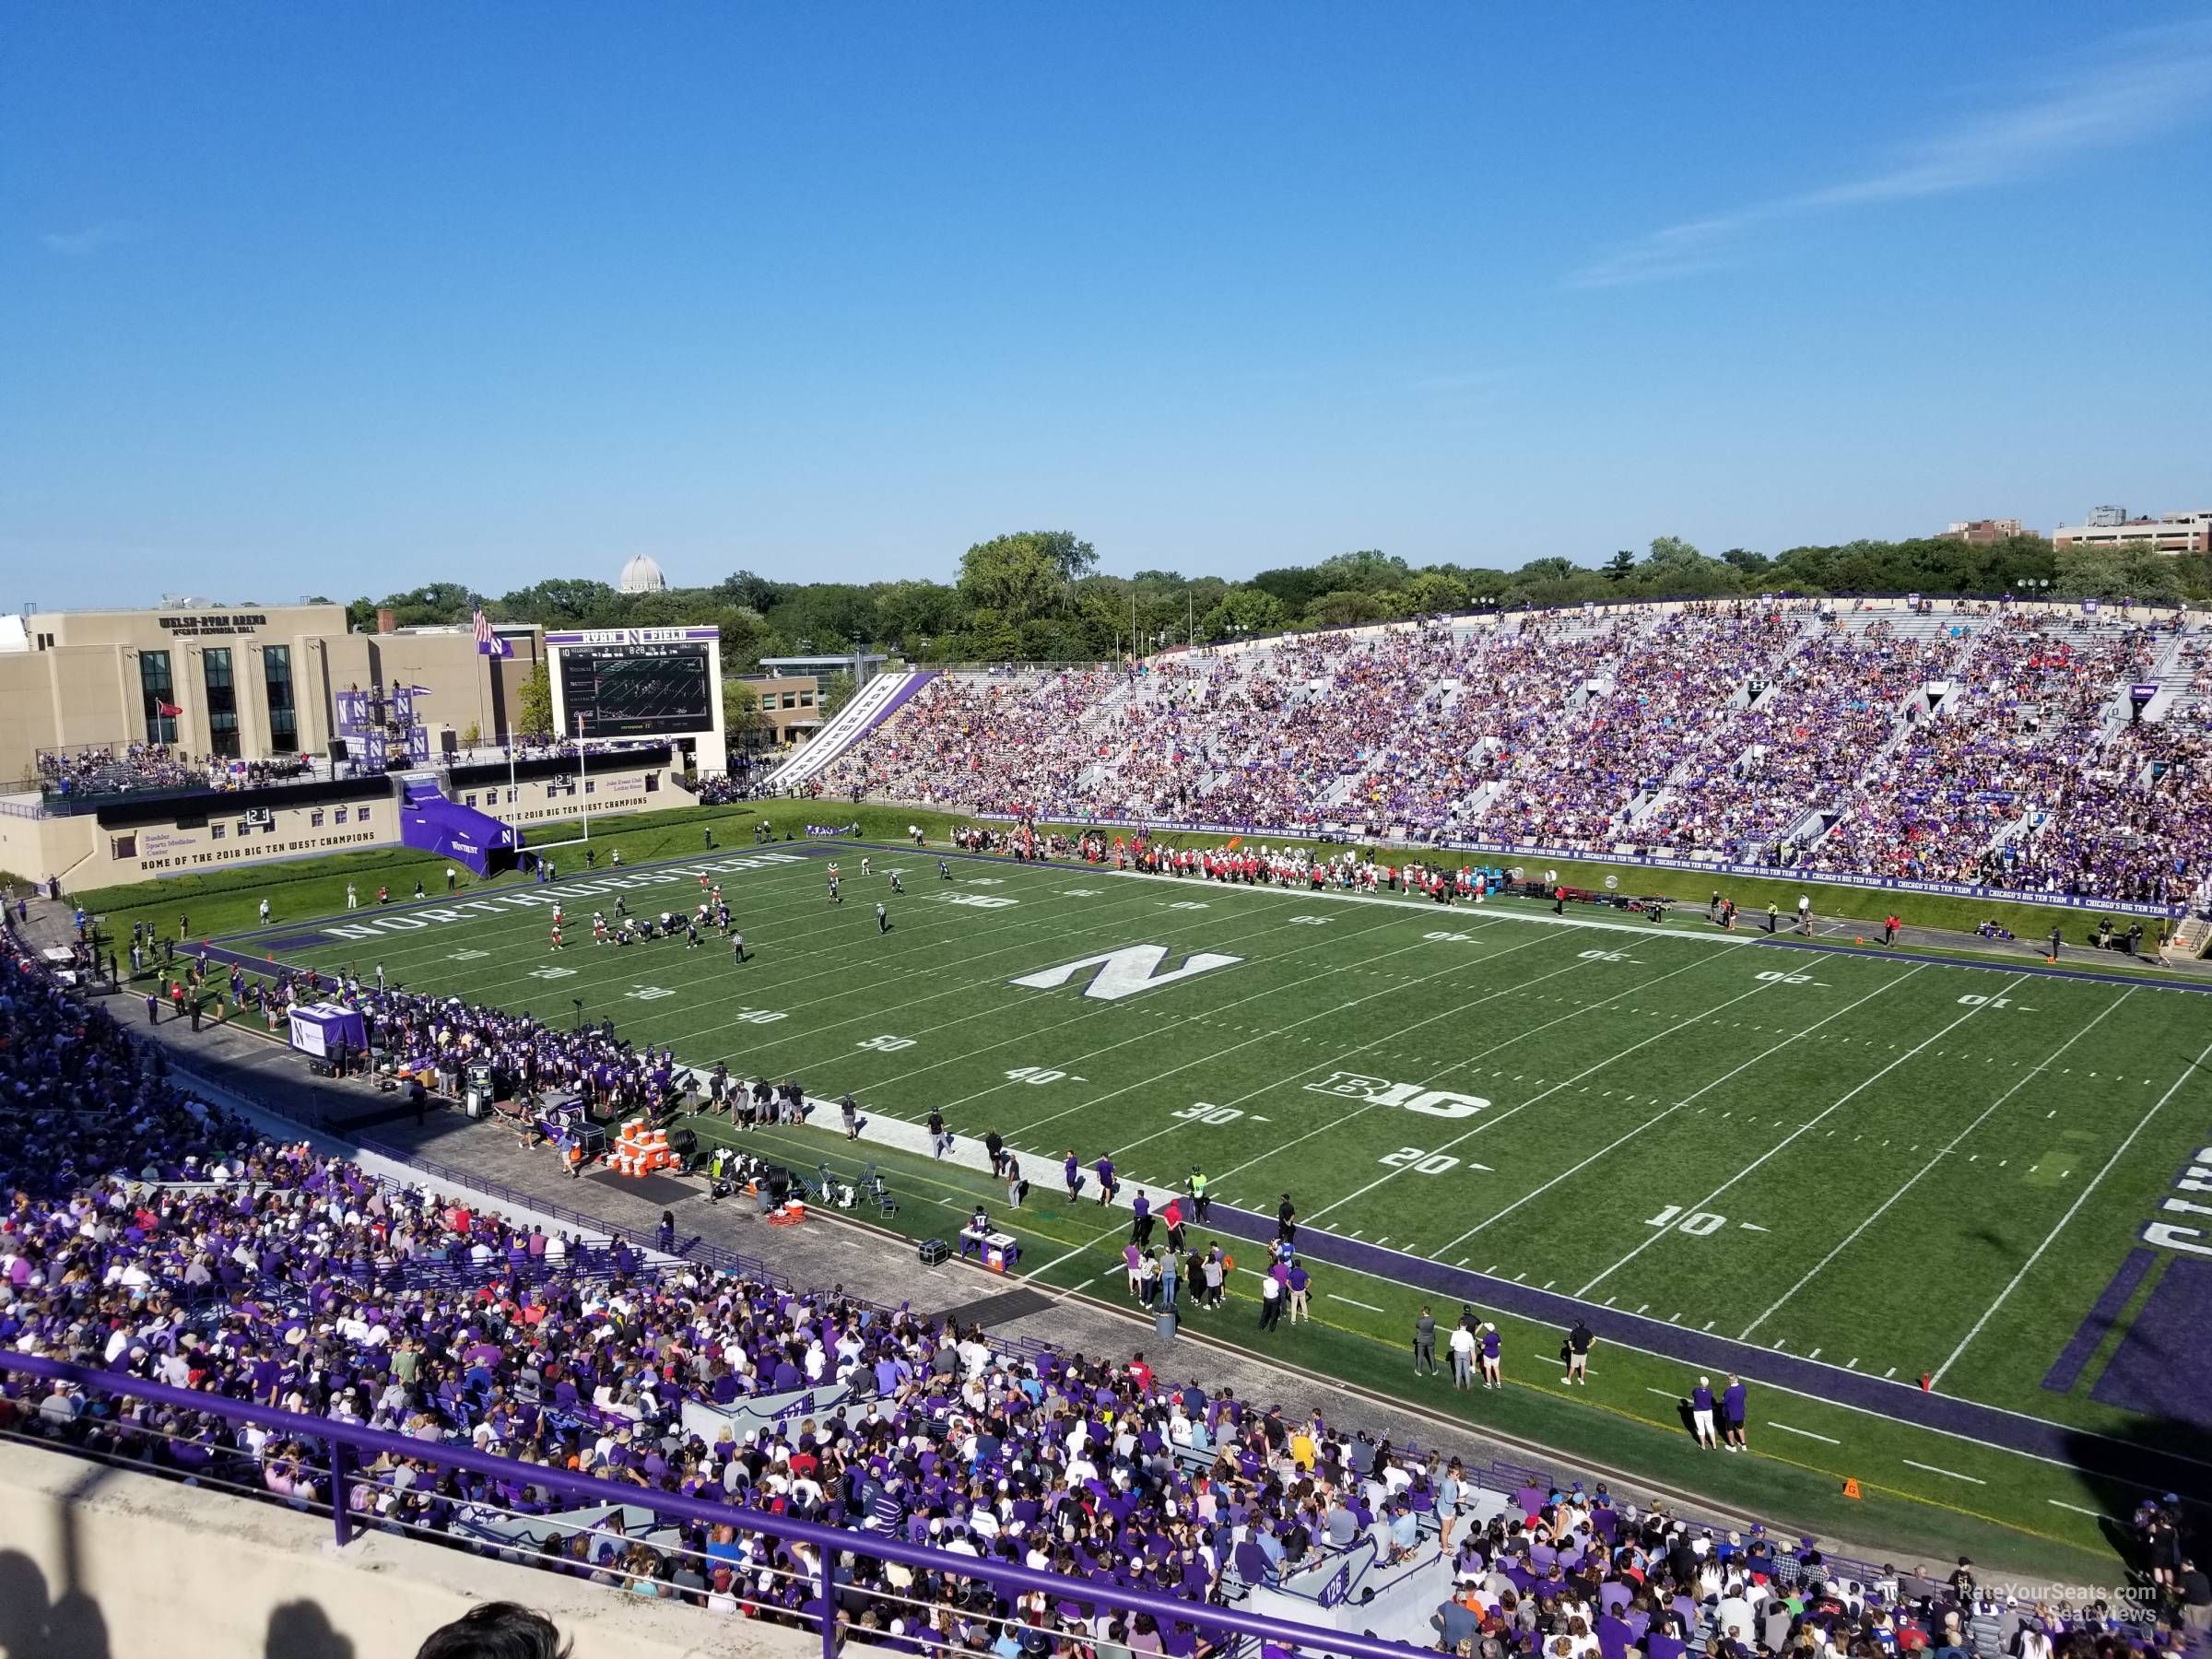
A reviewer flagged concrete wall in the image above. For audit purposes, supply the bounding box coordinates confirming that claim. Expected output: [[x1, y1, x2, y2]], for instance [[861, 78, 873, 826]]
[[0, 1439, 817, 1659]]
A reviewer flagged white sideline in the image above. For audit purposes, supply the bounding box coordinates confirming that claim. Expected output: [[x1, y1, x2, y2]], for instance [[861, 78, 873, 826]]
[[1738, 989, 2132, 1341], [1931, 1032, 2212, 1388]]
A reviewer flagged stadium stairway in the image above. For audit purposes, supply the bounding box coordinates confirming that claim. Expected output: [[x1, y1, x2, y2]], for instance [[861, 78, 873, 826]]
[[770, 667, 934, 795]]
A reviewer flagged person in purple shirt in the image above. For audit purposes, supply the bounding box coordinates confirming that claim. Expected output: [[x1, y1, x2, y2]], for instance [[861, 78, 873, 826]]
[[1063, 1150, 1081, 1200], [1721, 1375, 1747, 1452], [1690, 1377, 1718, 1448], [1094, 1153, 1116, 1205]]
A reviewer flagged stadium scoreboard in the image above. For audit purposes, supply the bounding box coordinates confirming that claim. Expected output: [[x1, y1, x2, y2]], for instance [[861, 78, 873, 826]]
[[544, 626, 728, 767], [557, 639, 712, 736]]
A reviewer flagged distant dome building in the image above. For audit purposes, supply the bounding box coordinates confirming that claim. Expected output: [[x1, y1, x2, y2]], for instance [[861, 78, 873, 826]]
[[618, 554, 667, 594]]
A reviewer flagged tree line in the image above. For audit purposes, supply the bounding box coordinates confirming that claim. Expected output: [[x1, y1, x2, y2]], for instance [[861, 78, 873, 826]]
[[347, 528, 2212, 674]]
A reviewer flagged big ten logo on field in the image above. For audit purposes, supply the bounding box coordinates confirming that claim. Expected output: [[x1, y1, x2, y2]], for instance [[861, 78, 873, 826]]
[[1305, 1072, 1489, 1118]]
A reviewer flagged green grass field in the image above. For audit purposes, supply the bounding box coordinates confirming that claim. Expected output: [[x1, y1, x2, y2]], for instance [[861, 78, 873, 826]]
[[171, 824, 2212, 1572]]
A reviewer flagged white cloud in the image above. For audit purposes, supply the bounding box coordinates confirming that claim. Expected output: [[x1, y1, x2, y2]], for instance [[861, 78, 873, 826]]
[[39, 220, 145, 257], [1568, 21, 2212, 288]]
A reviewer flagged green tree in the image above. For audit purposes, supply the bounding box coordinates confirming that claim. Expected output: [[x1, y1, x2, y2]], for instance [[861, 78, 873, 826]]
[[1304, 589, 1395, 629], [1200, 587, 1289, 641], [1720, 547, 1772, 576], [2055, 547, 2183, 606], [1249, 565, 1326, 612], [1405, 570, 1471, 614], [716, 570, 785, 614], [956, 608, 1024, 662], [818, 670, 857, 722], [958, 532, 1096, 626], [497, 579, 619, 627], [873, 579, 965, 652], [515, 663, 554, 738], [1312, 549, 1411, 592], [380, 582, 475, 626], [1603, 550, 1637, 582]]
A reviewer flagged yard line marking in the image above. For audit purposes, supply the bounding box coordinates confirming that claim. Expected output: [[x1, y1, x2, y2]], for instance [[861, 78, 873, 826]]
[[1933, 1030, 2212, 1387], [1328, 1293, 1384, 1312], [1902, 1458, 1985, 1486], [1576, 972, 2016, 1298], [1739, 991, 2130, 1340], [1203, 942, 1750, 1196], [2049, 1500, 2112, 1520], [1005, 913, 1547, 1146], [1305, 945, 1772, 1226], [922, 907, 1462, 1122], [1768, 1421, 1841, 1444], [1646, 1387, 1678, 1400], [1436, 967, 1924, 1254], [1806, 1347, 1821, 1360], [782, 890, 1399, 1083]]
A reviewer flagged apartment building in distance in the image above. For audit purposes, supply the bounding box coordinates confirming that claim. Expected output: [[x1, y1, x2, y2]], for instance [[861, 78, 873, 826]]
[[1937, 518, 2025, 543], [2052, 507, 2212, 556]]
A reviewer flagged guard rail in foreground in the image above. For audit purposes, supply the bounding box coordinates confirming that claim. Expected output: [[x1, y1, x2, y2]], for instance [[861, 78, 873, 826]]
[[0, 1351, 1431, 1659]]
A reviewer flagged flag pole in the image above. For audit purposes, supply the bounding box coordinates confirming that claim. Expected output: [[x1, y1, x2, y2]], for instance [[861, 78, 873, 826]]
[[474, 594, 488, 759]]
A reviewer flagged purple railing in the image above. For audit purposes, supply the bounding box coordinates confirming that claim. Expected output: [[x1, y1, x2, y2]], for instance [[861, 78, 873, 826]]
[[0, 1351, 1430, 1659]]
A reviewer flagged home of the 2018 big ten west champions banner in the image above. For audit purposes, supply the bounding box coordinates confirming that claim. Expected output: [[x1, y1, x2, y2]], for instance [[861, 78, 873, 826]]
[[0, 599, 727, 888]]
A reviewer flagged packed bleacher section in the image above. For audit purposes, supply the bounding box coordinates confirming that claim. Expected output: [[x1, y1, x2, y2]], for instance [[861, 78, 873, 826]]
[[811, 601, 2212, 914], [8, 924, 2205, 1653], [34, 743, 315, 802]]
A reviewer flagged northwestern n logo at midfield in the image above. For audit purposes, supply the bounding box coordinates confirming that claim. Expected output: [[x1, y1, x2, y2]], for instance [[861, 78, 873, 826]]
[[1010, 944, 1243, 1003]]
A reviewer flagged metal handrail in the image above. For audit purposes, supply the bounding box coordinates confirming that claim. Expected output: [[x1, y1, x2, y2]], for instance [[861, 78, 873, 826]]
[[0, 1350, 1433, 1659]]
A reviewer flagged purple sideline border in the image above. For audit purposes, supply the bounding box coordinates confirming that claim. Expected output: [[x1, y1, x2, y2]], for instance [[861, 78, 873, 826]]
[[2041, 1249, 2157, 1396]]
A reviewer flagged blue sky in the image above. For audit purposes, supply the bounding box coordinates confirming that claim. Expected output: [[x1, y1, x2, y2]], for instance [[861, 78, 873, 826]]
[[4, 3, 2208, 606]]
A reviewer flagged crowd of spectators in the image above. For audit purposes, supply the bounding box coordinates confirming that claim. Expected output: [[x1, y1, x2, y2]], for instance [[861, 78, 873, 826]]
[[807, 603, 2207, 912], [33, 743, 313, 801], [1, 918, 2206, 1654]]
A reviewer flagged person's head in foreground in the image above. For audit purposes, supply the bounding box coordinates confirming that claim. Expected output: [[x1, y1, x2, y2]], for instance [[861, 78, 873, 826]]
[[416, 1602, 571, 1659]]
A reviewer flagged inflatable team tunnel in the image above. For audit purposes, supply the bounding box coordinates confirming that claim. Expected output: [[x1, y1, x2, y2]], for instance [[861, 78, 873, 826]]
[[396, 773, 522, 877]]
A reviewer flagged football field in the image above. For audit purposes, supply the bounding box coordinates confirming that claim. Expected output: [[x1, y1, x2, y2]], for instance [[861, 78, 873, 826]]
[[232, 838, 2212, 1469]]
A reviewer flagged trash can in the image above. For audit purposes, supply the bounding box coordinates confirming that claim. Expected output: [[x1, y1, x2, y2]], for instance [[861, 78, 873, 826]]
[[1154, 1309, 1178, 1342]]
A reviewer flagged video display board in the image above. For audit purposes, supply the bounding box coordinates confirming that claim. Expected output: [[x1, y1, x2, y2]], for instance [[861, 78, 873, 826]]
[[553, 639, 715, 737]]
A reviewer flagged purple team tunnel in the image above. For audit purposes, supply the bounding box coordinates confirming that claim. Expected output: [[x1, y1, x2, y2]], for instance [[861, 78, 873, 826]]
[[398, 778, 521, 877]]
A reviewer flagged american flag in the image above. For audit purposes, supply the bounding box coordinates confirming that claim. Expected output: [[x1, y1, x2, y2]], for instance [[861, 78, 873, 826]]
[[473, 606, 512, 658]]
